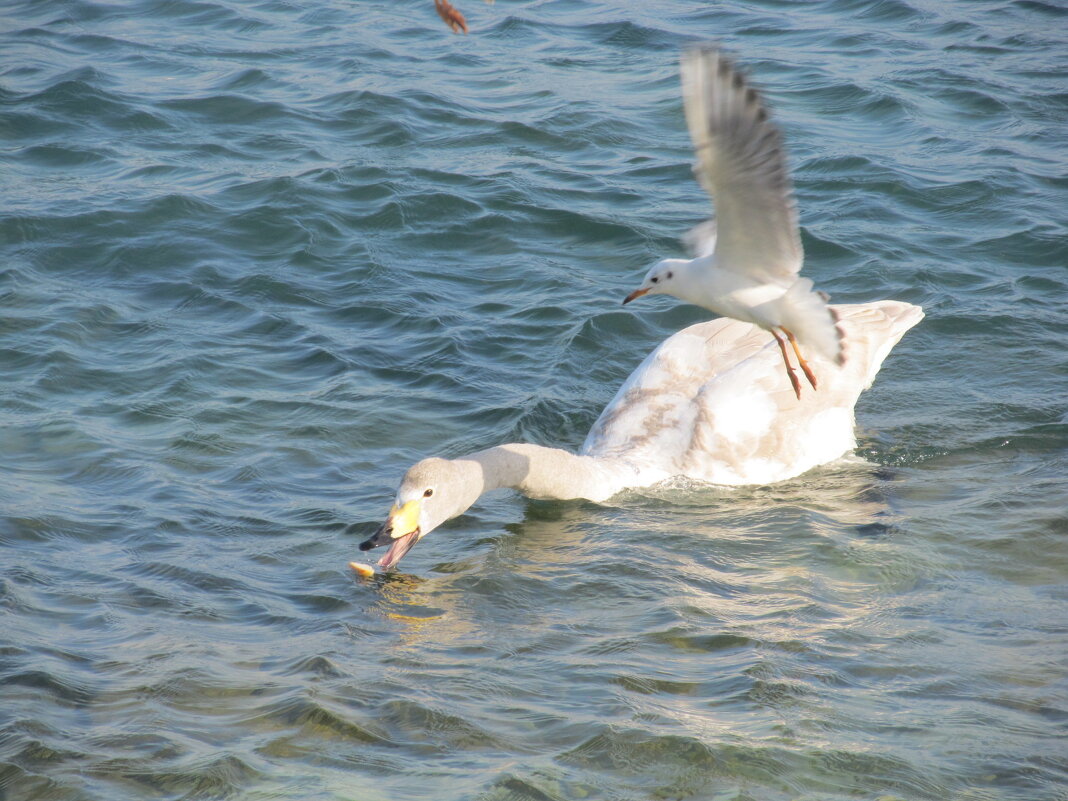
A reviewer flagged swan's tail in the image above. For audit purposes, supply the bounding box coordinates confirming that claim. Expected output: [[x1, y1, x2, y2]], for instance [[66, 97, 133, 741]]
[[834, 300, 924, 390], [779, 277, 846, 365]]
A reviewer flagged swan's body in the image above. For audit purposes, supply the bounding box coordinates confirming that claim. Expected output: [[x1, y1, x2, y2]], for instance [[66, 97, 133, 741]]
[[358, 301, 922, 571], [624, 47, 845, 398]]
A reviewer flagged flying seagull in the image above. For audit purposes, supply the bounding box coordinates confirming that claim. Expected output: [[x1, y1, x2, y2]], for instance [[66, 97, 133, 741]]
[[624, 47, 844, 399]]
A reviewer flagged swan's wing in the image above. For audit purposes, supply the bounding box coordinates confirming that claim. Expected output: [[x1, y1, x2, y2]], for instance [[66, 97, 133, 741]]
[[583, 302, 923, 485], [681, 46, 802, 284], [581, 318, 766, 472], [583, 319, 835, 484]]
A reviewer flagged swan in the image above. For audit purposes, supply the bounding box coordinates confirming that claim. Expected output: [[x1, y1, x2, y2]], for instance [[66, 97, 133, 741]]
[[623, 46, 844, 399], [354, 301, 922, 573]]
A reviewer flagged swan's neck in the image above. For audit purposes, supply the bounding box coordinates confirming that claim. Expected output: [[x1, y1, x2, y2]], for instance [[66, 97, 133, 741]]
[[467, 443, 621, 503]]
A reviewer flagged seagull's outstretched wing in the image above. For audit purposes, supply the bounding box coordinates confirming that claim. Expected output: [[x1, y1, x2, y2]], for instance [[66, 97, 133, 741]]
[[683, 218, 717, 258], [681, 47, 802, 284]]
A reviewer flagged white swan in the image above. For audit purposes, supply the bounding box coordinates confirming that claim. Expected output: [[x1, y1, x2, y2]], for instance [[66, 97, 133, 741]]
[[623, 46, 844, 399], [355, 301, 922, 573]]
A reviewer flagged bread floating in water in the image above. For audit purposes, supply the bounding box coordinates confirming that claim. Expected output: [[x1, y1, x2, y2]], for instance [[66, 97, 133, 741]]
[[349, 561, 376, 578]]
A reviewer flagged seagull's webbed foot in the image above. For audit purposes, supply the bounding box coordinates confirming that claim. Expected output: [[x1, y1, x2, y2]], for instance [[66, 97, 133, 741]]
[[772, 328, 803, 400], [782, 327, 818, 391]]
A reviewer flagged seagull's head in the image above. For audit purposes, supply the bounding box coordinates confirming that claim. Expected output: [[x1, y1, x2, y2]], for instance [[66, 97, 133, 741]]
[[623, 259, 688, 305], [358, 457, 481, 571]]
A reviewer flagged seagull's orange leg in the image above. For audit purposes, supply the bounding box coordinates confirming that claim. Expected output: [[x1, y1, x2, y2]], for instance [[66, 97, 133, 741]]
[[781, 326, 818, 391], [772, 328, 802, 400]]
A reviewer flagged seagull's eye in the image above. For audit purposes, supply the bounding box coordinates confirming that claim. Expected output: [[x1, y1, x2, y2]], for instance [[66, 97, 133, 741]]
[[666, 271, 674, 279], [650, 276, 659, 284], [424, 488, 434, 498]]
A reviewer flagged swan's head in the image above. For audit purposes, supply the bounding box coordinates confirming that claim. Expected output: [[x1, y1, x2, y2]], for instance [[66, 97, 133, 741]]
[[623, 259, 689, 305], [358, 457, 481, 571]]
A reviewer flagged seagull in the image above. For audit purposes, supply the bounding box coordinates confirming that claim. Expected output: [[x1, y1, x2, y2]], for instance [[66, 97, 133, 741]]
[[623, 46, 844, 400], [353, 301, 922, 573]]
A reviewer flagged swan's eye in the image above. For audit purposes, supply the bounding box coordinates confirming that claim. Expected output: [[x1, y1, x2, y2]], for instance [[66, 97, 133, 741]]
[[423, 488, 434, 498], [650, 276, 659, 284], [666, 271, 673, 279]]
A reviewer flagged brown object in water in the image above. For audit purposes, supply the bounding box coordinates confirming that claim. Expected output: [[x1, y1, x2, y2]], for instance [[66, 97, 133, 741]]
[[434, 0, 468, 34]]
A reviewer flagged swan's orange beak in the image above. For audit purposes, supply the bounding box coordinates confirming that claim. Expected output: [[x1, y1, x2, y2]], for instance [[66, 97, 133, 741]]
[[623, 287, 651, 305]]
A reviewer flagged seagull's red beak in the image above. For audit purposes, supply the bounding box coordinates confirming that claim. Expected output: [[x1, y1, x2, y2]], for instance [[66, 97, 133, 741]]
[[623, 287, 651, 305]]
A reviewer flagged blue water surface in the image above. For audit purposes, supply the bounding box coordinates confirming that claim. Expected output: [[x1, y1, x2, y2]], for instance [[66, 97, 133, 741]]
[[1, 1, 1066, 799]]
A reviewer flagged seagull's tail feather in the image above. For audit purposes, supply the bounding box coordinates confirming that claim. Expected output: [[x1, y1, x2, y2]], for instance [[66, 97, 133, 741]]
[[780, 277, 846, 365]]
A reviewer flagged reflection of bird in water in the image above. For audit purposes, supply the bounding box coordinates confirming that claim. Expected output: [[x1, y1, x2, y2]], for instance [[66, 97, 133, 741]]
[[355, 302, 922, 573], [624, 47, 846, 400]]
